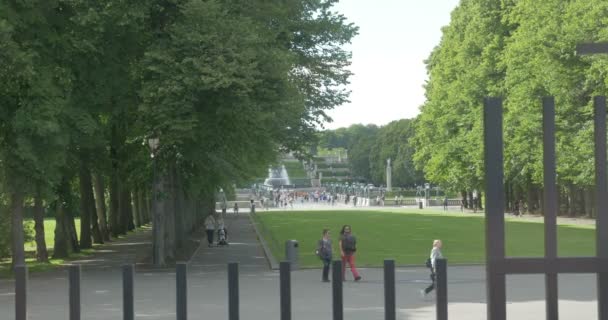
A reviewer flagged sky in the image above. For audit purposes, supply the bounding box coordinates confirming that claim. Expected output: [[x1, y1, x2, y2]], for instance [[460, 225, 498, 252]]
[[324, 0, 461, 129]]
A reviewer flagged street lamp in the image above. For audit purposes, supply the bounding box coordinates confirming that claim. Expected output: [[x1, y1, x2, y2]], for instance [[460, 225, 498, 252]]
[[148, 137, 160, 158]]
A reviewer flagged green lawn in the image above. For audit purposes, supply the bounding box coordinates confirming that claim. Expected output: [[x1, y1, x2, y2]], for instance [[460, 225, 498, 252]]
[[253, 210, 596, 267], [23, 218, 81, 251]]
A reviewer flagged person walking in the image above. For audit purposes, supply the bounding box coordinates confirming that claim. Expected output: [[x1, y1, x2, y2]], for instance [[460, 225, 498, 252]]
[[421, 239, 444, 297], [233, 202, 239, 215], [204, 214, 216, 247], [339, 225, 361, 281], [316, 229, 333, 282]]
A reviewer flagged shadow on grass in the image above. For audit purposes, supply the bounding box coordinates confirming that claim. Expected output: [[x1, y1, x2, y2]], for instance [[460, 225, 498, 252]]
[[0, 225, 152, 278]]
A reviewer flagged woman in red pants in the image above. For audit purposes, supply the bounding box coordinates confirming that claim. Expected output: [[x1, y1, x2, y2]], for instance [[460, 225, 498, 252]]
[[339, 225, 361, 281]]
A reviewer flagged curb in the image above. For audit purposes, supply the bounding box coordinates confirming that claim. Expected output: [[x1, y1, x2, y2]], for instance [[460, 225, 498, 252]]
[[248, 212, 279, 270]]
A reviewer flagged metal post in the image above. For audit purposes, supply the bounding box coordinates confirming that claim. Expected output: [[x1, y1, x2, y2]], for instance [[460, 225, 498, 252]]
[[228, 262, 239, 320], [384, 260, 396, 320], [436, 259, 448, 320], [123, 265, 134, 320], [542, 97, 559, 320], [69, 265, 81, 320], [332, 260, 343, 320], [594, 96, 608, 320], [176, 263, 188, 320], [483, 98, 506, 320], [280, 261, 291, 320], [15, 265, 27, 320]]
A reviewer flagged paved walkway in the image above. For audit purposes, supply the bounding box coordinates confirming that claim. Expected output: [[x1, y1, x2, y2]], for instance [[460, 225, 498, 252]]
[[188, 212, 269, 272], [70, 225, 154, 270]]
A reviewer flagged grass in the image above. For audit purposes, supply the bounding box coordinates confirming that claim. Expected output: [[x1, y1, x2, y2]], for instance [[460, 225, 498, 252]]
[[253, 210, 596, 268], [0, 218, 119, 277], [23, 218, 81, 251]]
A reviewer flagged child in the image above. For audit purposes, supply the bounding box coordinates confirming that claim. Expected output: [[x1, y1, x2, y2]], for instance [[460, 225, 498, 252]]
[[316, 229, 333, 282], [233, 202, 239, 215], [421, 239, 444, 297], [217, 223, 228, 246]]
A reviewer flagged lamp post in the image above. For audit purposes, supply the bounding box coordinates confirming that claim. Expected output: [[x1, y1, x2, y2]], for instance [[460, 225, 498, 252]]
[[147, 137, 161, 266]]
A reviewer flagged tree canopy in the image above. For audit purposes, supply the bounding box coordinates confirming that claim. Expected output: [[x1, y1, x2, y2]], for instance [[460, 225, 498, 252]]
[[0, 0, 357, 266]]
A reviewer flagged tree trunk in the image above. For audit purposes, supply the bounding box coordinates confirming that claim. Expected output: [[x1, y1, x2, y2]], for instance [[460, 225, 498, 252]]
[[84, 169, 103, 244], [10, 191, 26, 267], [79, 161, 93, 249], [538, 188, 544, 216], [584, 188, 594, 218], [53, 199, 71, 259], [55, 177, 78, 256], [164, 170, 176, 260], [132, 191, 141, 228], [567, 185, 576, 217], [109, 173, 121, 236], [460, 190, 467, 209], [527, 186, 536, 214], [123, 189, 135, 231], [152, 166, 165, 266], [67, 211, 80, 253], [174, 174, 185, 250], [33, 189, 49, 262], [137, 191, 147, 225], [92, 173, 110, 241], [117, 182, 129, 235]]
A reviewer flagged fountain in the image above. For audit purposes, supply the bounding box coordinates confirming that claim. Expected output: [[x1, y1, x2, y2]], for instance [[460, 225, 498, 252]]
[[263, 165, 291, 187]]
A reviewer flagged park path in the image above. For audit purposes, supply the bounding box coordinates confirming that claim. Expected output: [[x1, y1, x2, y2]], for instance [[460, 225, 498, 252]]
[[188, 211, 270, 273]]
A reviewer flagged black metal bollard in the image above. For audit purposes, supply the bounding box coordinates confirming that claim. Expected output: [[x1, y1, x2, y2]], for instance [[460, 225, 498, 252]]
[[280, 261, 291, 320], [228, 262, 239, 320], [15, 265, 27, 320], [69, 265, 81, 320], [176, 263, 188, 320], [384, 260, 396, 320], [332, 260, 343, 320], [123, 265, 134, 320], [436, 258, 448, 320]]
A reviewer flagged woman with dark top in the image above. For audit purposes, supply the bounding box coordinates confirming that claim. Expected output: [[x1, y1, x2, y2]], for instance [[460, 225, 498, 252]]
[[339, 225, 361, 281], [316, 229, 333, 282]]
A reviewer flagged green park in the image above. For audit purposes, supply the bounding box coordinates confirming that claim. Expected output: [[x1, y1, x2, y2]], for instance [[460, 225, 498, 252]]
[[253, 209, 596, 268], [1, 0, 608, 319]]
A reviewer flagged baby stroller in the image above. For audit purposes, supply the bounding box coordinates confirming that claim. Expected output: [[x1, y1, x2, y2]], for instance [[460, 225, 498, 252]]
[[217, 227, 229, 246]]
